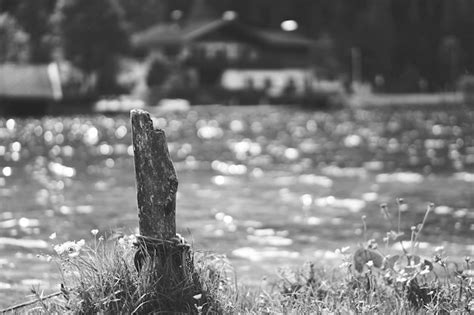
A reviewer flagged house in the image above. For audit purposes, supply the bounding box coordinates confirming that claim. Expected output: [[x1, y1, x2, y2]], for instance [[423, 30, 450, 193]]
[[0, 63, 62, 115], [132, 16, 316, 68], [132, 13, 322, 104]]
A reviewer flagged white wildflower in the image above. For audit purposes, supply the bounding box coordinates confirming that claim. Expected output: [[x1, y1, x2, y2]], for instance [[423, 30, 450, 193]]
[[128, 234, 137, 246], [335, 246, 350, 255], [396, 275, 408, 283], [420, 267, 431, 275], [339, 262, 351, 269], [54, 239, 85, 257], [118, 234, 137, 248]]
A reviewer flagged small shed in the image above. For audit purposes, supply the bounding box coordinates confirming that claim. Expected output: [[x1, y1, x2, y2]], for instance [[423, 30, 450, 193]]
[[0, 63, 63, 115]]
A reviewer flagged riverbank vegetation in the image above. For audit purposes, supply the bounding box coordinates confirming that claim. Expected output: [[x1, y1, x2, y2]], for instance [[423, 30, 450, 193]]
[[3, 0, 474, 93], [4, 202, 472, 314], [0, 104, 473, 311]]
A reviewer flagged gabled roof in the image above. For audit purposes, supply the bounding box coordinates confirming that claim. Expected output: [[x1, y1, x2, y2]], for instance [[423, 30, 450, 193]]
[[239, 24, 315, 47], [132, 18, 315, 49], [132, 19, 229, 47], [0, 63, 62, 100]]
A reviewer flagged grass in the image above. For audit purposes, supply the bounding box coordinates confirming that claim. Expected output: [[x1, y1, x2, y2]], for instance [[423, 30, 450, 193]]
[[1, 202, 473, 314]]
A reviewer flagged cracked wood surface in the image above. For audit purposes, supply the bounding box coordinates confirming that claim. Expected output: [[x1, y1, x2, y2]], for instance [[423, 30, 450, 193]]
[[131, 109, 178, 240]]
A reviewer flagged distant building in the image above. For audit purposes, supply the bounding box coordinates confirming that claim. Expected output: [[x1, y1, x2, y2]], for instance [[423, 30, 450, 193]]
[[0, 63, 62, 115], [132, 16, 316, 68], [132, 14, 323, 104], [0, 62, 99, 115]]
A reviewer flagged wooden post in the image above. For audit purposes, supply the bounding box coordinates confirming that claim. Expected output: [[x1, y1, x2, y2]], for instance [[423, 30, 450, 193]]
[[130, 109, 204, 313], [130, 109, 178, 240]]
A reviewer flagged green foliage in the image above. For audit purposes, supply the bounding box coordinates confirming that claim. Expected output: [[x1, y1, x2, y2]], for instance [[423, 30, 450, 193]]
[[0, 12, 30, 63], [4, 0, 474, 91], [22, 233, 229, 314], [12, 0, 56, 63], [240, 200, 473, 314], [16, 204, 473, 314], [117, 0, 168, 32], [51, 0, 129, 93], [146, 57, 172, 87], [52, 0, 128, 72]]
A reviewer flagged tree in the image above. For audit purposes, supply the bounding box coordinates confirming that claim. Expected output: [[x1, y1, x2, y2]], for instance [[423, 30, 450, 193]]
[[118, 0, 168, 32], [13, 0, 56, 63], [188, 0, 219, 21], [52, 0, 129, 93], [0, 13, 30, 63], [438, 35, 465, 90], [351, 0, 395, 84]]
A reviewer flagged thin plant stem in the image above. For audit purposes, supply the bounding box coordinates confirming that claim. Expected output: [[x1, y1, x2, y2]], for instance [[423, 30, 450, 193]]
[[0, 291, 62, 313], [413, 203, 434, 247]]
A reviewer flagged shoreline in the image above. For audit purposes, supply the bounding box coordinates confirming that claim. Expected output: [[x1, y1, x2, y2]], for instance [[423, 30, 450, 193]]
[[349, 91, 466, 107]]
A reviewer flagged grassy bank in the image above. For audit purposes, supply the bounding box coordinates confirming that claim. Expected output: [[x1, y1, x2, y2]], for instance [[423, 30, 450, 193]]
[[2, 203, 472, 314]]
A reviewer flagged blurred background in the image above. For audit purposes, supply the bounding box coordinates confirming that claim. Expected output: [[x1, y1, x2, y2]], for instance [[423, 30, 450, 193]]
[[2, 0, 474, 109], [0, 0, 473, 307]]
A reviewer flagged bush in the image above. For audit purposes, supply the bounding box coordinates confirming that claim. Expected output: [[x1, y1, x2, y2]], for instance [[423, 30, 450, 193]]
[[458, 75, 474, 105]]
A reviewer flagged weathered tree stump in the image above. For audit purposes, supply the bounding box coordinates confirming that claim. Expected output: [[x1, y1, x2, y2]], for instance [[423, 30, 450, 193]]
[[130, 109, 203, 313], [131, 109, 178, 240]]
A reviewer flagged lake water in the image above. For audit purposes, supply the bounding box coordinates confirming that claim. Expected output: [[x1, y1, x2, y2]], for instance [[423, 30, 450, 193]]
[[0, 105, 473, 307]]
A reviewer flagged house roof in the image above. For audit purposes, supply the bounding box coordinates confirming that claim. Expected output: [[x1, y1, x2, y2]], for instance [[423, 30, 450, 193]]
[[132, 18, 315, 49], [0, 63, 61, 100], [240, 24, 316, 47], [132, 19, 227, 47]]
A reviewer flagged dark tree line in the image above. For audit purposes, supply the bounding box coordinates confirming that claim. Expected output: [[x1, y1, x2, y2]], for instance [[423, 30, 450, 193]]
[[225, 0, 474, 92], [1, 0, 474, 92]]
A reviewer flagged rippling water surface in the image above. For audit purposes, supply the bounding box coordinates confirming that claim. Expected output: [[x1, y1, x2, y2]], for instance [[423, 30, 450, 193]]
[[1, 105, 473, 306]]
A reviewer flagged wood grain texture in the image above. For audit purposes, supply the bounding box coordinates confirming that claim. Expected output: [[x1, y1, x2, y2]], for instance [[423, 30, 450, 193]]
[[131, 109, 178, 240]]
